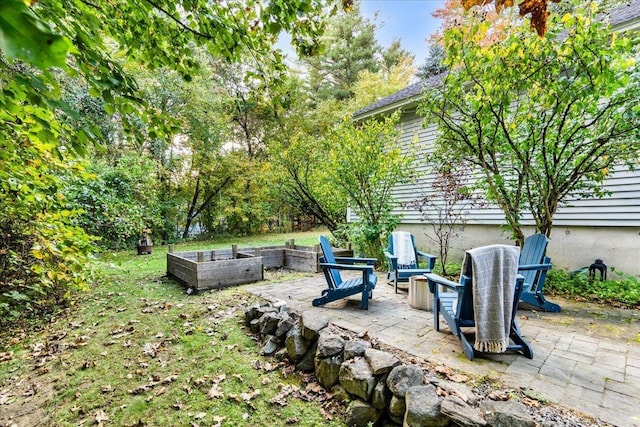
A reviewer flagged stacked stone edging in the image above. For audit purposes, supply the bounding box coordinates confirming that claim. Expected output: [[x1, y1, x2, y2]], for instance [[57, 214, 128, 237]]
[[245, 302, 543, 427]]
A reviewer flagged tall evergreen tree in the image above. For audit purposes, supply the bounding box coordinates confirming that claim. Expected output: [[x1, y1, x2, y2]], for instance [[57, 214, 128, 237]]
[[416, 42, 447, 80], [381, 38, 414, 75], [304, 1, 380, 101]]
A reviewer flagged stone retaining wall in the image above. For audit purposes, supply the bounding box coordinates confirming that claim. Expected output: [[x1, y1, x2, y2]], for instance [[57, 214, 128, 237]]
[[245, 302, 541, 427]]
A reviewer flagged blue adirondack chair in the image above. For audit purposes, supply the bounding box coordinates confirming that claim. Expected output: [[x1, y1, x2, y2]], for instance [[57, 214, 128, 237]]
[[518, 234, 560, 312], [384, 231, 437, 294], [426, 245, 535, 361], [313, 236, 378, 310]]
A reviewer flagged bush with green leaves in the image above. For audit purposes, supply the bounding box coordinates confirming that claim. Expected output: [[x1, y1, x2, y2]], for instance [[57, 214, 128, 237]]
[[65, 155, 163, 249], [0, 84, 96, 323], [327, 113, 413, 263], [546, 268, 640, 308]]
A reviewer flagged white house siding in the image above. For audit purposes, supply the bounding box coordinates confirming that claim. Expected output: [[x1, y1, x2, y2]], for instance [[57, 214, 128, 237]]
[[349, 110, 640, 276]]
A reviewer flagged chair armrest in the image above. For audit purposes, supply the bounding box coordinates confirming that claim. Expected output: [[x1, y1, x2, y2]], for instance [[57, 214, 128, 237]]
[[518, 263, 552, 271], [384, 251, 398, 271], [416, 251, 437, 270], [384, 252, 398, 261], [424, 272, 463, 296], [334, 257, 377, 266], [319, 262, 374, 272]]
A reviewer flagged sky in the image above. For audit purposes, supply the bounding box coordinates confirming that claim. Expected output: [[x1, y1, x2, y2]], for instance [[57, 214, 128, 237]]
[[278, 0, 446, 67], [359, 0, 446, 66]]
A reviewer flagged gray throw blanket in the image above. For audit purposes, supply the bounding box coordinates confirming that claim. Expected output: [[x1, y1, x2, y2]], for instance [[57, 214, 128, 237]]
[[465, 245, 520, 353]]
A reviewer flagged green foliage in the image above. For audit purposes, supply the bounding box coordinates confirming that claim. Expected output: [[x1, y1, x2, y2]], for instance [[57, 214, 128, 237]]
[[267, 77, 348, 235], [0, 0, 334, 323], [0, 0, 71, 69], [304, 1, 381, 101], [546, 268, 640, 308], [416, 42, 447, 80], [0, 58, 97, 324], [420, 1, 640, 244], [327, 113, 412, 261], [66, 155, 162, 249]]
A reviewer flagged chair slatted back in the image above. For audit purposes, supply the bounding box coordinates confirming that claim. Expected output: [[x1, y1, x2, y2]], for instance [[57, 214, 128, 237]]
[[457, 252, 476, 326], [319, 236, 342, 287], [519, 234, 549, 287], [387, 232, 419, 269]]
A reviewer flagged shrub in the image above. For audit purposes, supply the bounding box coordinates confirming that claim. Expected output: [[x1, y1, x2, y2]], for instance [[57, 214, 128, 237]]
[[546, 268, 640, 309]]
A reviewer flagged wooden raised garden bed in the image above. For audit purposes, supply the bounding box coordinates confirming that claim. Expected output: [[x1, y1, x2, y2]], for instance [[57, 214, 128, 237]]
[[167, 240, 352, 291]]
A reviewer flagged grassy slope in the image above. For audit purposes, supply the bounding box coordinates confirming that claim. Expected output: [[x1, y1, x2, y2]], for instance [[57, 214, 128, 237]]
[[1, 231, 347, 426]]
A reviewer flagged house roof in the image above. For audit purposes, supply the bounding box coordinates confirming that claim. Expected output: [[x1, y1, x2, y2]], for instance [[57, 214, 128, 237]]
[[353, 73, 445, 120], [353, 0, 640, 120]]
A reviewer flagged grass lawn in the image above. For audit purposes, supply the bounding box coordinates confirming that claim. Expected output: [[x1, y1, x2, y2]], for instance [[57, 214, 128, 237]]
[[0, 231, 347, 426]]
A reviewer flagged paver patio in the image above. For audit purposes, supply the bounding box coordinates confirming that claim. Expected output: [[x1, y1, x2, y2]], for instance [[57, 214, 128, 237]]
[[246, 272, 640, 427]]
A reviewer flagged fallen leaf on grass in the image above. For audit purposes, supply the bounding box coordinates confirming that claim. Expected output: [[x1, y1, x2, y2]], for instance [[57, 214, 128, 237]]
[[194, 377, 209, 386], [143, 342, 162, 358], [240, 389, 260, 402], [81, 360, 96, 370], [22, 384, 38, 397], [95, 409, 109, 425], [305, 382, 324, 394], [160, 374, 179, 384], [212, 415, 225, 427], [129, 374, 178, 395], [207, 384, 224, 399], [193, 412, 206, 419], [270, 384, 300, 406], [0, 352, 13, 362], [69, 336, 90, 348], [281, 364, 296, 378]]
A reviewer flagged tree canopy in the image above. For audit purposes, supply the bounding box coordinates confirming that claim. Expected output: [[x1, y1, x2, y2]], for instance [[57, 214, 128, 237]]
[[0, 0, 339, 323], [420, 2, 640, 244]]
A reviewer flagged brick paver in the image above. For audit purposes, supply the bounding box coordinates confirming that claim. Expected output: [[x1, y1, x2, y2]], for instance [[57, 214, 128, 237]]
[[246, 273, 640, 427]]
